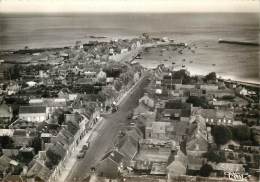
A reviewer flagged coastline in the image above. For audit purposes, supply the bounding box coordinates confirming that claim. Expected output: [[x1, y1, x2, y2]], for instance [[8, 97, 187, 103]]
[[1, 40, 259, 87]]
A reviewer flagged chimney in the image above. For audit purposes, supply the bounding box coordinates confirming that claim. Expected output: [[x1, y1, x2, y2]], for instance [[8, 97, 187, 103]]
[[22, 166, 28, 175]]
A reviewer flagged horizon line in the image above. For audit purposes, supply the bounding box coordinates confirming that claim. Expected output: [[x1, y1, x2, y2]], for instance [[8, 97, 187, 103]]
[[1, 11, 259, 14]]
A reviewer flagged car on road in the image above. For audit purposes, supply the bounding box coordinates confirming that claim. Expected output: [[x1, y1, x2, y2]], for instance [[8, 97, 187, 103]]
[[77, 150, 86, 159], [127, 112, 133, 119], [82, 145, 88, 151], [132, 115, 138, 120], [111, 102, 118, 113], [82, 142, 90, 151]]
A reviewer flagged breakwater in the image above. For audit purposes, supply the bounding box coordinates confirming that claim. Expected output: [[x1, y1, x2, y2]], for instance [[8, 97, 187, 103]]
[[218, 39, 259, 46]]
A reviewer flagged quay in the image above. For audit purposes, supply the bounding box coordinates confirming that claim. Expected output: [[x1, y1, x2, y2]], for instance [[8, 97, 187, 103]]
[[218, 39, 259, 46], [219, 78, 260, 89]]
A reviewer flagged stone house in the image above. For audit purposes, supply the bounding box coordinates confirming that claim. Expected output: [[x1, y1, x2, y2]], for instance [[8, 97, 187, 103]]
[[0, 102, 13, 127], [19, 106, 47, 123], [200, 109, 234, 126]]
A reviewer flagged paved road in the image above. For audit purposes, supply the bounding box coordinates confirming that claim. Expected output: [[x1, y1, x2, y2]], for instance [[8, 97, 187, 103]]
[[65, 75, 150, 182]]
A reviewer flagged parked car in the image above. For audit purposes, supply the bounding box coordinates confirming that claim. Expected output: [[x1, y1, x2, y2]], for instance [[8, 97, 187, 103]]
[[77, 150, 86, 159], [112, 102, 118, 113], [82, 142, 90, 151], [127, 112, 133, 119], [112, 107, 118, 113]]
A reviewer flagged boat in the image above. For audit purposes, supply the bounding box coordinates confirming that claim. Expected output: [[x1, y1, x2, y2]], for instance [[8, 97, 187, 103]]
[[182, 64, 185, 68], [212, 64, 216, 66], [89, 35, 107, 39], [190, 61, 193, 63], [182, 59, 186, 62], [160, 48, 166, 52]]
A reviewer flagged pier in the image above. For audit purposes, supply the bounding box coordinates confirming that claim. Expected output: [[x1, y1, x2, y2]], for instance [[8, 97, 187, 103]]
[[218, 39, 259, 46]]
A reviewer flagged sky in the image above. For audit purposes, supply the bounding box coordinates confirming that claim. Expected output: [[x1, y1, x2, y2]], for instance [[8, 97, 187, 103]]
[[0, 0, 259, 13]]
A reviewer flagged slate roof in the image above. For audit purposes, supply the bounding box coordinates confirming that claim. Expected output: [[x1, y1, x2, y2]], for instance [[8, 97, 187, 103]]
[[215, 163, 245, 173], [65, 113, 82, 124], [47, 142, 66, 159], [55, 128, 74, 146], [167, 160, 187, 176], [2, 149, 19, 158], [187, 155, 204, 171], [13, 129, 27, 136], [186, 117, 208, 153], [65, 120, 80, 135], [19, 106, 46, 114], [167, 150, 187, 176], [3, 175, 24, 182], [165, 100, 191, 110], [0, 155, 11, 172], [121, 176, 167, 182], [0, 103, 12, 117], [101, 150, 125, 165], [118, 135, 138, 160], [27, 160, 51, 181], [125, 127, 144, 141], [150, 162, 167, 175]]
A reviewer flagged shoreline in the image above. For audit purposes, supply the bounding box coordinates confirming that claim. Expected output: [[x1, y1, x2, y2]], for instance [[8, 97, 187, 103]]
[[1, 40, 259, 88]]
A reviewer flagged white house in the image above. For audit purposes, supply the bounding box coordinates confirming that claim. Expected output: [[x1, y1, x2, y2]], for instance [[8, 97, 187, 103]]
[[139, 93, 155, 109], [19, 106, 47, 122], [200, 85, 218, 91], [26, 81, 37, 87], [29, 98, 67, 116], [96, 69, 107, 82]]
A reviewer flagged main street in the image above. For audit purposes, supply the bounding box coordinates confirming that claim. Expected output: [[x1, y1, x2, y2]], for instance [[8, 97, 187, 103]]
[[65, 73, 150, 182]]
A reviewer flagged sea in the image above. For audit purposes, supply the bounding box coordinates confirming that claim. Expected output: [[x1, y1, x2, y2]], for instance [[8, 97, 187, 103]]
[[0, 13, 259, 83]]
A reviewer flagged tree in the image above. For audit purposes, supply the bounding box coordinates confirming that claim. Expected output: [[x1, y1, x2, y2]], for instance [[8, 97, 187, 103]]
[[199, 164, 213, 177], [227, 152, 235, 160], [203, 149, 226, 163], [102, 86, 117, 99], [4, 64, 21, 80], [204, 72, 217, 82], [0, 136, 14, 149], [187, 96, 209, 108], [97, 91, 107, 103], [211, 125, 232, 145], [114, 80, 122, 91], [232, 125, 251, 141], [222, 95, 235, 100], [51, 109, 70, 125], [46, 150, 61, 167], [31, 136, 42, 154]]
